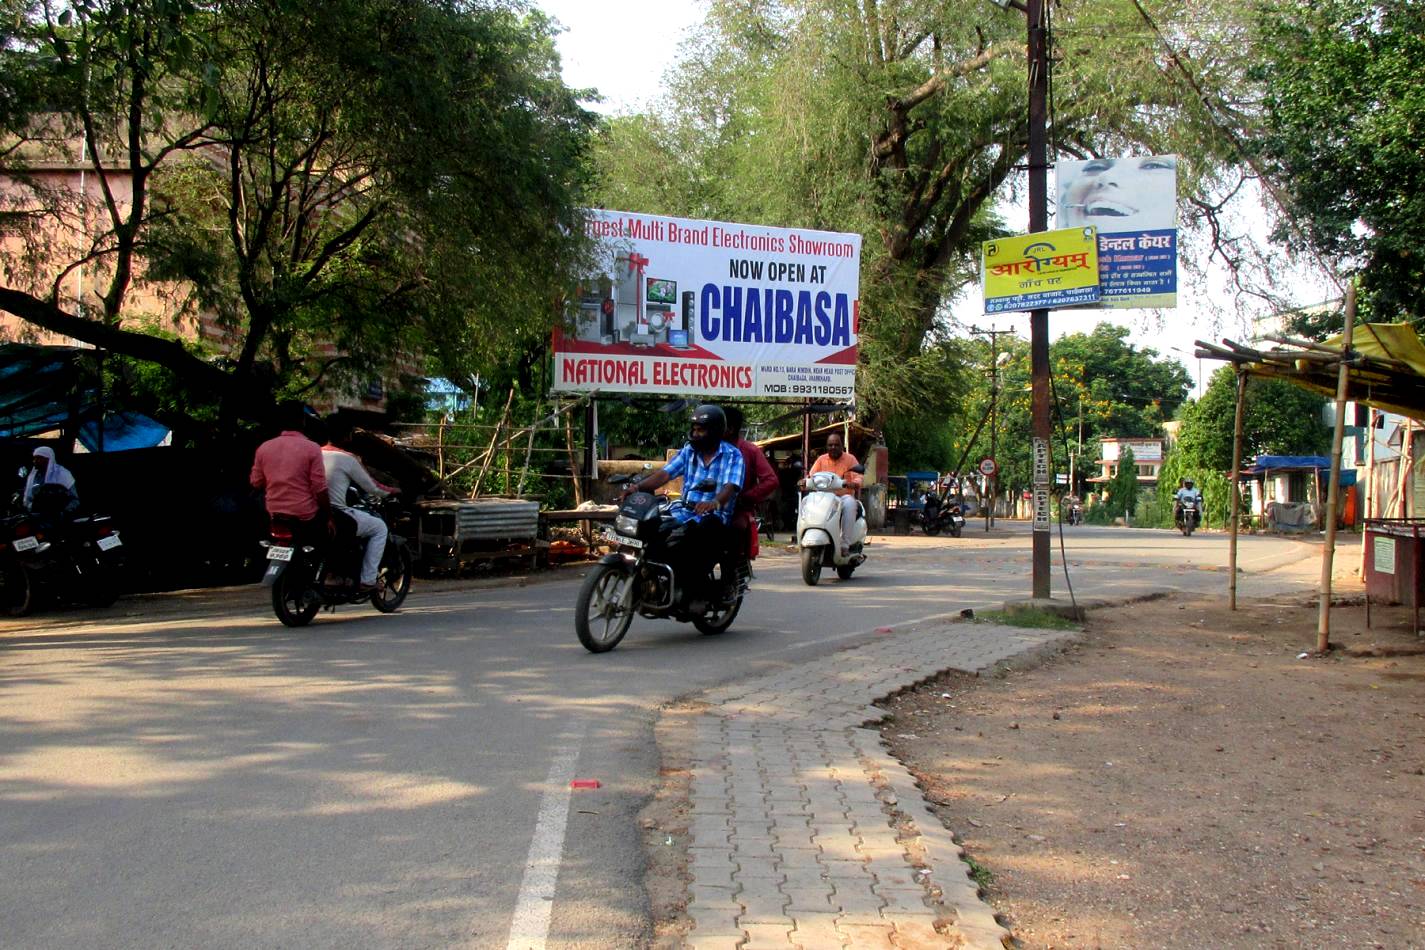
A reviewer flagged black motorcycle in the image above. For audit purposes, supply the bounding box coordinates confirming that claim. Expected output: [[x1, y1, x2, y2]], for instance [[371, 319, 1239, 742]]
[[915, 490, 965, 538], [574, 477, 749, 653], [260, 495, 414, 627], [0, 485, 124, 617], [1176, 499, 1201, 536]]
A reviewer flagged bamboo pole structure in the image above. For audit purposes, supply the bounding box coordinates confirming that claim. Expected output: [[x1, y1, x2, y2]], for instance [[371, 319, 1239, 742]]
[[563, 403, 584, 506], [471, 386, 516, 499], [1228, 368, 1248, 610], [1360, 406, 1376, 580], [1317, 281, 1356, 653]]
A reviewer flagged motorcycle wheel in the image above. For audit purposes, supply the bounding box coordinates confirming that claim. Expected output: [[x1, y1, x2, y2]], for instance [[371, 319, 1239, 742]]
[[371, 544, 413, 613], [0, 562, 35, 617], [576, 562, 636, 653], [694, 596, 742, 635], [950, 524, 963, 538], [272, 569, 321, 627], [924, 522, 941, 537], [800, 546, 823, 586]]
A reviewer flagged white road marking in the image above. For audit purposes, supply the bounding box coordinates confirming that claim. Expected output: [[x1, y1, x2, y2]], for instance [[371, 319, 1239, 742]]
[[504, 737, 583, 950]]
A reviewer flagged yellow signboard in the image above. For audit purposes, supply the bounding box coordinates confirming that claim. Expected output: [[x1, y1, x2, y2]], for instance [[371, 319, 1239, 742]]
[[982, 227, 1101, 314]]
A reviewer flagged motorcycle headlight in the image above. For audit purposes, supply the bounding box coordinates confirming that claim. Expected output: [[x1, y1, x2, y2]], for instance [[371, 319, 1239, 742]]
[[615, 514, 639, 535]]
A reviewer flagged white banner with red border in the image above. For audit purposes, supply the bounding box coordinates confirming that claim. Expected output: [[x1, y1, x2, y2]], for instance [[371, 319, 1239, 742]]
[[552, 209, 861, 399]]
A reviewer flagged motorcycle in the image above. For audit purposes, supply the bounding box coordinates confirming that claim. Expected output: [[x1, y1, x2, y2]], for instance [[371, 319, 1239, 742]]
[[0, 485, 124, 617], [797, 465, 867, 585], [914, 490, 965, 538], [1176, 499, 1201, 537], [260, 494, 414, 627], [575, 477, 749, 653], [1066, 499, 1085, 526]]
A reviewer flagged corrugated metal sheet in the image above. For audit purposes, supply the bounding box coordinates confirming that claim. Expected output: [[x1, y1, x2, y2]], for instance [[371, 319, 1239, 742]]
[[418, 498, 539, 541]]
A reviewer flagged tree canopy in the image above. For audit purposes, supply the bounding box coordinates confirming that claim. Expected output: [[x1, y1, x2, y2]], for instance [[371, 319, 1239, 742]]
[[0, 0, 598, 428], [1250, 0, 1425, 326], [593, 0, 1257, 427]]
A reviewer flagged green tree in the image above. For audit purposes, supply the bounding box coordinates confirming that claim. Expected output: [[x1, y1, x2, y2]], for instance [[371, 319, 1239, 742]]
[[1250, 0, 1425, 325], [0, 0, 597, 428], [594, 0, 1257, 423], [1105, 446, 1140, 521]]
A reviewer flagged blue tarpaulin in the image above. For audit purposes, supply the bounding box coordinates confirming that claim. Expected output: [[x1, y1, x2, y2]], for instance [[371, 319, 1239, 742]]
[[1251, 455, 1356, 485], [78, 412, 171, 452]]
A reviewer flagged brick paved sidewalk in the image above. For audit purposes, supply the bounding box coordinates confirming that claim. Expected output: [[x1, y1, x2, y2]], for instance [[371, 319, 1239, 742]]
[[673, 618, 1077, 949]]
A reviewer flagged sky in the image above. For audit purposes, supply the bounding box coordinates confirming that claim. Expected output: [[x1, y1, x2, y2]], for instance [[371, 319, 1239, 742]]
[[534, 0, 1336, 400]]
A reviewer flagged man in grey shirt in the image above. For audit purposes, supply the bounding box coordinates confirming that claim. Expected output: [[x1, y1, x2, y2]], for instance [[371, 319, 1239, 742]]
[[321, 419, 399, 590]]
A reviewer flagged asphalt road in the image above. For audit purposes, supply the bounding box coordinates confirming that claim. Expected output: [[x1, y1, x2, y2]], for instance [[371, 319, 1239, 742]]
[[0, 525, 1323, 948]]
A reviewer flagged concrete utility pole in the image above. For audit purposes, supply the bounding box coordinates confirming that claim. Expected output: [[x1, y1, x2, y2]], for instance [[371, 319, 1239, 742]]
[[1027, 0, 1051, 599], [990, 0, 1052, 599], [969, 325, 1012, 530]]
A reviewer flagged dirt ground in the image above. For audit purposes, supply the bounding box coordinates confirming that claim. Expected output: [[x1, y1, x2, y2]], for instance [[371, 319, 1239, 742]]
[[885, 594, 1425, 949]]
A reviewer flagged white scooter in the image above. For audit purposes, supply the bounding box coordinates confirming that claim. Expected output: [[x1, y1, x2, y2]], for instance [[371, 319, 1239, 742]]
[[796, 465, 867, 585]]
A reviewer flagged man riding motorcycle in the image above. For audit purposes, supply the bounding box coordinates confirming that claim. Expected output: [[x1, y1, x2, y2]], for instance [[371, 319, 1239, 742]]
[[1174, 478, 1203, 528], [619, 405, 745, 602]]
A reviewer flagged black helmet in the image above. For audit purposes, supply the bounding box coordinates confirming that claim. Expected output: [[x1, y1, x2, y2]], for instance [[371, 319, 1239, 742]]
[[689, 404, 727, 450], [1184, 478, 1195, 489]]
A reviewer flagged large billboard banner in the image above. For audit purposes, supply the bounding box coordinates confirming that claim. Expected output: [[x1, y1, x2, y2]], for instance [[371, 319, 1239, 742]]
[[1055, 155, 1178, 308], [552, 210, 860, 399], [981, 227, 1101, 314]]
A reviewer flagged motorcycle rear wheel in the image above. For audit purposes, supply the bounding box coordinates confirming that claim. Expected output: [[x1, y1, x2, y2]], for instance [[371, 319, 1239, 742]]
[[924, 522, 941, 537], [82, 560, 120, 608], [949, 524, 963, 538], [694, 596, 741, 635], [371, 544, 413, 613], [576, 562, 635, 653], [800, 546, 823, 586], [0, 562, 35, 616], [272, 570, 321, 627]]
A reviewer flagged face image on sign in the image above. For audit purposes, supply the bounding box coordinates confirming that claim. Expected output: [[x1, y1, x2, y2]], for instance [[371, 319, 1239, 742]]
[[1056, 155, 1177, 233]]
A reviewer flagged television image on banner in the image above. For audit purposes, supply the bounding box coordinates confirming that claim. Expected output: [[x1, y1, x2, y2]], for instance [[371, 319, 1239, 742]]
[[1055, 155, 1177, 309]]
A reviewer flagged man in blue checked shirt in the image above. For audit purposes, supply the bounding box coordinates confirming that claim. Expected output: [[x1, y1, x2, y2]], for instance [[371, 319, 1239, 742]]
[[620, 404, 745, 597]]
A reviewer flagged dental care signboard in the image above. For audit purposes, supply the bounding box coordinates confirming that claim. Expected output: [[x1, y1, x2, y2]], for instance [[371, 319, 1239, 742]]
[[981, 227, 1102, 314], [552, 209, 860, 399], [1055, 154, 1178, 308]]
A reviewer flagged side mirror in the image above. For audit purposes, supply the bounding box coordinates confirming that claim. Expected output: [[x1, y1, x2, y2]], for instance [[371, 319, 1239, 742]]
[[608, 474, 631, 485], [850, 464, 866, 475]]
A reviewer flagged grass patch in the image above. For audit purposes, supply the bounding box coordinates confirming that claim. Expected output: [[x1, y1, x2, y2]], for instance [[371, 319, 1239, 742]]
[[965, 855, 995, 891], [975, 608, 1081, 631]]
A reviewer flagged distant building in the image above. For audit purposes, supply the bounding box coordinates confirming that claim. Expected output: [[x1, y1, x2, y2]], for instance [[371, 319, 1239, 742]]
[[1089, 437, 1166, 489]]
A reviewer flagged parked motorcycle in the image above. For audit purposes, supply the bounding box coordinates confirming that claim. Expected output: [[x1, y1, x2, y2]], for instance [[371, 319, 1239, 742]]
[[0, 485, 124, 617], [1176, 499, 1201, 536], [260, 494, 414, 627], [915, 490, 965, 538], [797, 465, 867, 585], [575, 477, 749, 653]]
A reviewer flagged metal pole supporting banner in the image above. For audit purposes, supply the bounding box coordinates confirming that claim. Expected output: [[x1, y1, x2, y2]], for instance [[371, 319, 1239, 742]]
[[1027, 0, 1051, 599]]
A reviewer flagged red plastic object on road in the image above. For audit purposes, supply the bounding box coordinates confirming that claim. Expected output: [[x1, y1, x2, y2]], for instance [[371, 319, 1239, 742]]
[[570, 778, 601, 789]]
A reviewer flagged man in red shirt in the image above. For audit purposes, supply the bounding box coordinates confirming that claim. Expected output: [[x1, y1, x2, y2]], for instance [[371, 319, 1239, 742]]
[[723, 407, 779, 556], [251, 401, 330, 536]]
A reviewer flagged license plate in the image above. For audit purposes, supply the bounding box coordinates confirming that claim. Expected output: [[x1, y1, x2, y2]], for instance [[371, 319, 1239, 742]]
[[604, 529, 642, 549], [267, 546, 294, 562], [96, 534, 122, 551], [12, 536, 38, 552]]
